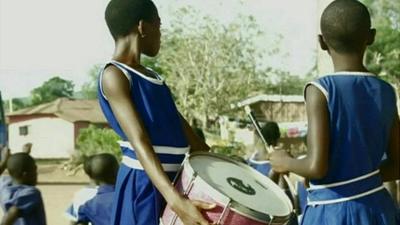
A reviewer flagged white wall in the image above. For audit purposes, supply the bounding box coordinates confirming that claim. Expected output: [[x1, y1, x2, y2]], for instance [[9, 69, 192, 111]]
[[9, 117, 74, 158]]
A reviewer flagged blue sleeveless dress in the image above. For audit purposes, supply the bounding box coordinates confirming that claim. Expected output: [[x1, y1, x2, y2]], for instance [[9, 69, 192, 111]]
[[98, 60, 189, 225], [301, 72, 399, 225]]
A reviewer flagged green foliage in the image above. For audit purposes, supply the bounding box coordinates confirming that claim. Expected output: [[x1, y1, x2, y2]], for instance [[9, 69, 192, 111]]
[[210, 141, 247, 158], [31, 76, 74, 105], [264, 70, 315, 95], [363, 0, 400, 90], [81, 65, 103, 99], [146, 8, 277, 127], [65, 125, 121, 173], [2, 97, 31, 113], [76, 125, 121, 158]]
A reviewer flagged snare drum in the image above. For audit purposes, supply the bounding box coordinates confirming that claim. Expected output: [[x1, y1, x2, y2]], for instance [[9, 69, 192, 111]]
[[161, 152, 293, 225]]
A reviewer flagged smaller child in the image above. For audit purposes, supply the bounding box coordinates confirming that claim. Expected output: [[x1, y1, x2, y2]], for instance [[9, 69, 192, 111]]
[[65, 155, 98, 223], [248, 121, 280, 176], [0, 148, 46, 225], [75, 153, 119, 225]]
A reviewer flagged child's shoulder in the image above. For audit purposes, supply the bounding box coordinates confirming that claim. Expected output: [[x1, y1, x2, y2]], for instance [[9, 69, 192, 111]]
[[316, 72, 393, 89]]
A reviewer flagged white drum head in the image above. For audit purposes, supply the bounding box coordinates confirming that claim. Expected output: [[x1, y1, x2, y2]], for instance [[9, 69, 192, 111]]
[[189, 154, 292, 217]]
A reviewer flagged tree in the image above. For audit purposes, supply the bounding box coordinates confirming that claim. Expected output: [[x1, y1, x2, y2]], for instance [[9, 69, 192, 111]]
[[263, 70, 316, 96], [2, 97, 31, 113], [81, 65, 103, 99], [363, 0, 400, 94], [31, 76, 74, 105], [147, 8, 279, 127]]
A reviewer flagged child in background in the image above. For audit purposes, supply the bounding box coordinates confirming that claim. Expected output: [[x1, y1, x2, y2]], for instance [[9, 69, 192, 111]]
[[0, 148, 46, 225], [270, 1, 399, 224], [248, 121, 280, 175], [75, 153, 119, 225], [65, 155, 98, 224]]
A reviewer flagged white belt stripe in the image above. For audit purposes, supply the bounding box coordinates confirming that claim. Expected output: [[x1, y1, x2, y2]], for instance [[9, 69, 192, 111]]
[[308, 169, 380, 190], [121, 156, 182, 172], [118, 141, 189, 155], [248, 158, 270, 165], [307, 185, 385, 206]]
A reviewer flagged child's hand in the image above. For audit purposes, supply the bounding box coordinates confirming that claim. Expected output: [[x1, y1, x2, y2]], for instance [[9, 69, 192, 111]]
[[269, 150, 291, 173], [171, 197, 216, 225]]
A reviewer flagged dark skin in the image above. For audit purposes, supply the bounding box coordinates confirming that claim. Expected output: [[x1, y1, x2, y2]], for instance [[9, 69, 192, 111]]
[[270, 28, 400, 182], [102, 11, 214, 225], [0, 148, 38, 225]]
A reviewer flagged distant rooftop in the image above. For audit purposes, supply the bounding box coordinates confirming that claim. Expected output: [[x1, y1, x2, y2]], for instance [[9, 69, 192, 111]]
[[231, 94, 304, 109], [8, 97, 106, 123]]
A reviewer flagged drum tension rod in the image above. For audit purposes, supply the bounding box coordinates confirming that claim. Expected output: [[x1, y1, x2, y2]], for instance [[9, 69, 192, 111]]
[[215, 199, 231, 225], [169, 172, 198, 225]]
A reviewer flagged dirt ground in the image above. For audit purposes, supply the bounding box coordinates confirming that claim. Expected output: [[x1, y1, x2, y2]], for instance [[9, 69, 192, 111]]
[[39, 184, 86, 225]]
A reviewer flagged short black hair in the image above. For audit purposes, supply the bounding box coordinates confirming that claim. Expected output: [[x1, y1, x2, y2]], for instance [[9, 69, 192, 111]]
[[105, 0, 158, 40], [86, 153, 119, 184], [260, 121, 280, 146], [7, 153, 36, 178], [321, 0, 372, 53]]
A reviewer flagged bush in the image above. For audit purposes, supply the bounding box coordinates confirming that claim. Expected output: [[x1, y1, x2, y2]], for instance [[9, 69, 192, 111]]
[[64, 125, 121, 174]]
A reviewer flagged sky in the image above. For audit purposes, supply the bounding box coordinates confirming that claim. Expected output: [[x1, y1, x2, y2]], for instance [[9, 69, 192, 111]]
[[0, 0, 318, 99]]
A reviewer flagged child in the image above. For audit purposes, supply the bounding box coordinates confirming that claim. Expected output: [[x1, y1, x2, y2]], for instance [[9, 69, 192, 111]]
[[248, 121, 280, 175], [248, 122, 300, 224], [65, 155, 98, 223], [75, 153, 119, 225], [100, 0, 214, 225], [0, 148, 46, 225], [270, 1, 400, 224]]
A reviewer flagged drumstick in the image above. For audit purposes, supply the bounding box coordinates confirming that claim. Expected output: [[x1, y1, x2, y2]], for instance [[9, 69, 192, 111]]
[[244, 106, 274, 154], [244, 106, 298, 201]]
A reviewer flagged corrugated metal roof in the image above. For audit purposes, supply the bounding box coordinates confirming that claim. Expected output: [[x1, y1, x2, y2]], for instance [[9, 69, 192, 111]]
[[8, 98, 106, 123], [231, 94, 304, 109]]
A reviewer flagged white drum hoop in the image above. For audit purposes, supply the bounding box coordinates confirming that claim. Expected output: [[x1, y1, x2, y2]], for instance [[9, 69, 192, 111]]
[[179, 152, 293, 223]]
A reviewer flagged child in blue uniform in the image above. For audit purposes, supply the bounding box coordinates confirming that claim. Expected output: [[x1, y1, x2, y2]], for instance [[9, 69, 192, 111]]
[[100, 1, 214, 225], [270, 1, 400, 224], [248, 121, 280, 176], [75, 153, 119, 225], [65, 154, 98, 222], [0, 148, 46, 225]]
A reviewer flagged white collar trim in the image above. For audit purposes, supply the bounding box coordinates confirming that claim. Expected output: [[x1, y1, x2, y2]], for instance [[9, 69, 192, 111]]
[[110, 60, 164, 85], [327, 71, 377, 77]]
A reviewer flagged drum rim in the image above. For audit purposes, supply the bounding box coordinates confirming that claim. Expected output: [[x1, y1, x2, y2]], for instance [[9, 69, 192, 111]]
[[185, 152, 293, 222]]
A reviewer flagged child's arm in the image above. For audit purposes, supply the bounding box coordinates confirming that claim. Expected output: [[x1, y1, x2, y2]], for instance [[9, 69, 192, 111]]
[[179, 115, 210, 152], [102, 66, 213, 225], [1, 206, 19, 225], [0, 147, 10, 175], [270, 85, 330, 179], [380, 116, 400, 181]]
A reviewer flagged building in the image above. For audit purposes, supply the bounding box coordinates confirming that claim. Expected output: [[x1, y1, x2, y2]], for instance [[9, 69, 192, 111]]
[[221, 94, 307, 153], [7, 98, 107, 159]]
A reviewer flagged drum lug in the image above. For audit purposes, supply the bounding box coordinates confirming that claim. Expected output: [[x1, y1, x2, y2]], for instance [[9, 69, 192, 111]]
[[169, 172, 198, 225], [215, 199, 231, 225], [172, 153, 189, 185], [268, 216, 274, 225]]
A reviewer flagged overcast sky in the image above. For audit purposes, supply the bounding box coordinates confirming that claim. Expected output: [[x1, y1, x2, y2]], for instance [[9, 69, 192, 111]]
[[0, 0, 318, 99]]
